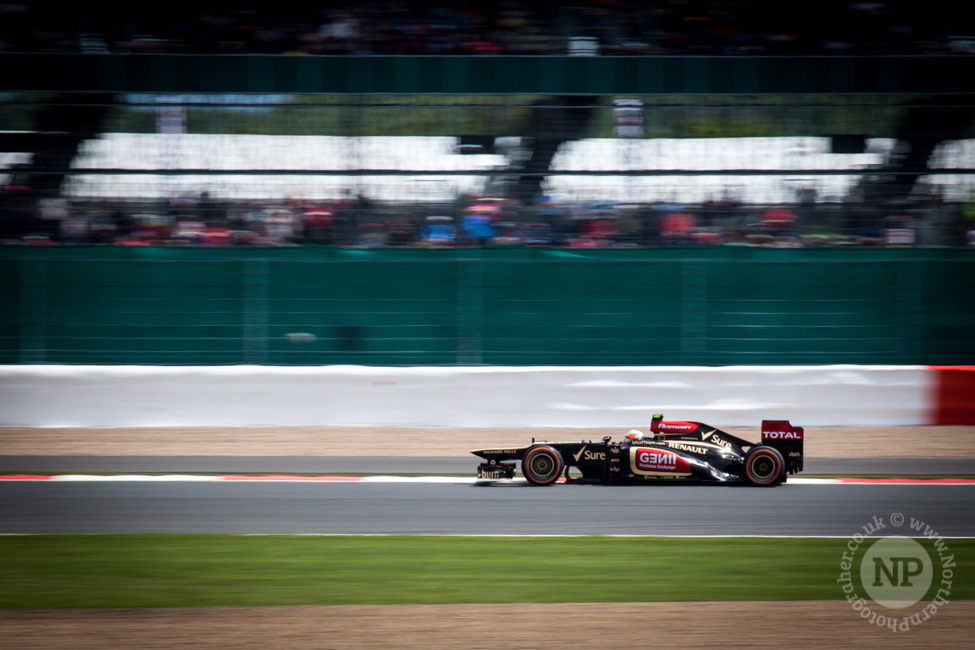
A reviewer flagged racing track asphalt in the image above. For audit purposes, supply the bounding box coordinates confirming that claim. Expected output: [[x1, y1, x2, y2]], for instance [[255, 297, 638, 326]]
[[1, 456, 972, 476], [2, 480, 973, 537]]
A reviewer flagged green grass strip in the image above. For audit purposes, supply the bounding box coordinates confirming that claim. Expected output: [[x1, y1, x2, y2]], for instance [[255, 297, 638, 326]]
[[0, 535, 971, 608]]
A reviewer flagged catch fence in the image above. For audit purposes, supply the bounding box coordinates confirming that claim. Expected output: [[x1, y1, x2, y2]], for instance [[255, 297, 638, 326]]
[[3, 247, 973, 366]]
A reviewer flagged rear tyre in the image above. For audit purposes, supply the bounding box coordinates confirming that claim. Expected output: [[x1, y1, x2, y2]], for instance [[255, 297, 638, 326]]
[[522, 445, 564, 486], [744, 445, 786, 486]]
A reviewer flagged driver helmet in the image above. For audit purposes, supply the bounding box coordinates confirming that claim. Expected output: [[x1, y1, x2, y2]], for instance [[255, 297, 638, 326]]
[[625, 429, 644, 442]]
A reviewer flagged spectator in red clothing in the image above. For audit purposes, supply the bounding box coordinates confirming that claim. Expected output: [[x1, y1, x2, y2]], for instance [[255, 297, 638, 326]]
[[302, 206, 333, 241], [660, 211, 697, 246], [761, 207, 799, 237]]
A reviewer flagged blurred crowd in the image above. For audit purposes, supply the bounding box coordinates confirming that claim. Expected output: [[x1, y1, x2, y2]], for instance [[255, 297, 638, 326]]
[[1, 1, 972, 57], [3, 187, 973, 248]]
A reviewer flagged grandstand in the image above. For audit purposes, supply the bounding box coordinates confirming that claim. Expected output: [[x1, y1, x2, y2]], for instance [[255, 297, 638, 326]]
[[29, 131, 973, 205], [1, 3, 973, 246]]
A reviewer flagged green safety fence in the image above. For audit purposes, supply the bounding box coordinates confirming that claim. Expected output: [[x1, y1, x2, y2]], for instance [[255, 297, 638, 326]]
[[1, 246, 973, 366], [3, 54, 974, 95]]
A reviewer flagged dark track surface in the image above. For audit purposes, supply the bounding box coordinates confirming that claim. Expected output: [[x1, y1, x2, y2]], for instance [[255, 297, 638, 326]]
[[2, 456, 971, 476], [2, 480, 973, 537]]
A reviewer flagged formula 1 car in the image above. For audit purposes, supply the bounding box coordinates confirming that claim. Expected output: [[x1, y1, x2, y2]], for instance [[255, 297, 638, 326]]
[[472, 414, 803, 487]]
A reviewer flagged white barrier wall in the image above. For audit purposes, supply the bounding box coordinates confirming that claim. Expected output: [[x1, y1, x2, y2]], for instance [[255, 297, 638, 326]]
[[0, 365, 932, 428]]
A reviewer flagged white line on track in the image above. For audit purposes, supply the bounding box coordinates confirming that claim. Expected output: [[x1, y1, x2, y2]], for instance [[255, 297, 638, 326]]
[[3, 532, 973, 539], [1, 475, 973, 484]]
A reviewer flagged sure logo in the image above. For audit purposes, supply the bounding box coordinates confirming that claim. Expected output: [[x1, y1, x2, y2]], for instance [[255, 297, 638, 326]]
[[572, 446, 606, 462]]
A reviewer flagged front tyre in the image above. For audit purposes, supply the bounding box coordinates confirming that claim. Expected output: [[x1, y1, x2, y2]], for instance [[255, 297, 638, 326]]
[[522, 445, 564, 486], [743, 445, 786, 486]]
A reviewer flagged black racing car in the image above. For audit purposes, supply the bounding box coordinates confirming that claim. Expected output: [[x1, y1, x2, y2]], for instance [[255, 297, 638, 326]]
[[472, 414, 803, 487]]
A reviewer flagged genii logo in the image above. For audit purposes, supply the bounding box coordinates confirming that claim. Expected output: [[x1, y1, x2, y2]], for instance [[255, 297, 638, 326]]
[[634, 448, 691, 473]]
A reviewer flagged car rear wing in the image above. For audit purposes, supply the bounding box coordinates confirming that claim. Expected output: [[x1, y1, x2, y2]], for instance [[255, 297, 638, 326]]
[[760, 420, 804, 474]]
